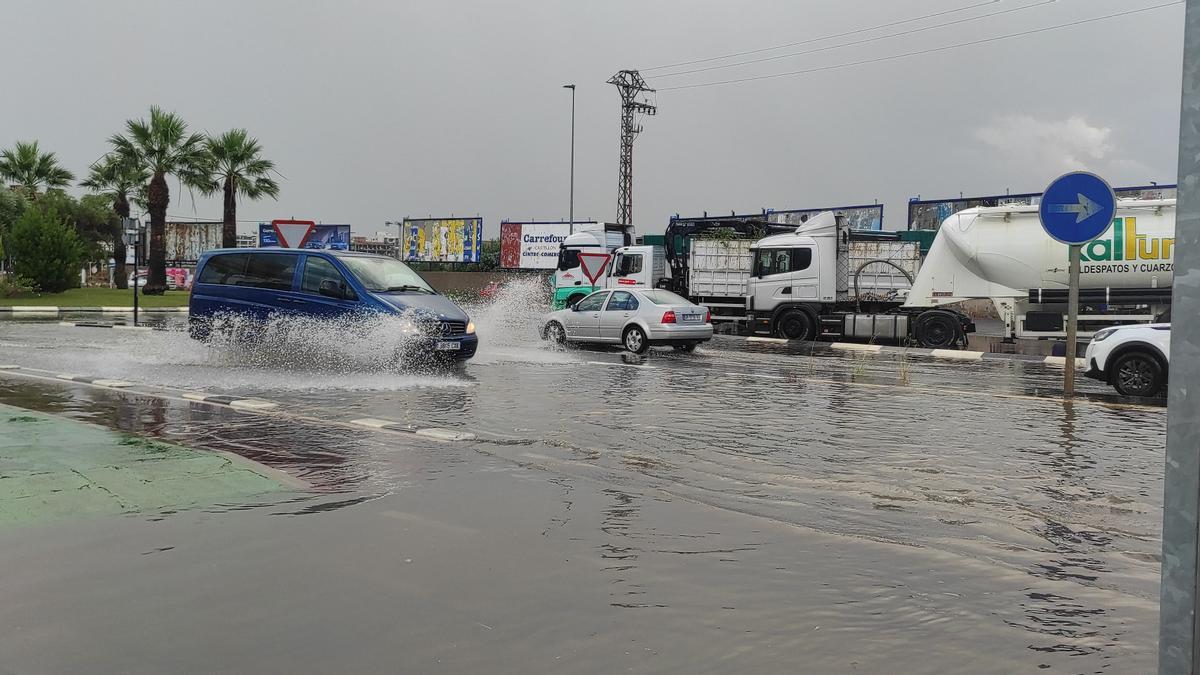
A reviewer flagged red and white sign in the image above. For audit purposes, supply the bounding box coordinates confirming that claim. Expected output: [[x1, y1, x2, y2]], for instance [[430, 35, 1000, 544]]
[[577, 252, 610, 285], [272, 219, 317, 248]]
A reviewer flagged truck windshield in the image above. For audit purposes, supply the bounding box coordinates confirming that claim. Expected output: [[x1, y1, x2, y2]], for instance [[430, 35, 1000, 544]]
[[339, 256, 434, 293], [558, 248, 581, 271]]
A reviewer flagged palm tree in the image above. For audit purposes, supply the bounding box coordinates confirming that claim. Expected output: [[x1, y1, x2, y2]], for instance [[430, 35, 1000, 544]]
[[0, 141, 75, 196], [107, 107, 207, 295], [203, 129, 281, 248], [81, 155, 150, 289]]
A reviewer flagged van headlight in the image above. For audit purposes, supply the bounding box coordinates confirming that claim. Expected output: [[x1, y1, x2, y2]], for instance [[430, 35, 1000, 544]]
[[1092, 328, 1118, 342], [466, 321, 476, 334]]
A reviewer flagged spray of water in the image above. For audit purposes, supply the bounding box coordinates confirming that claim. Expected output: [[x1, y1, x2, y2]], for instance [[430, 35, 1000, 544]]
[[456, 275, 576, 364]]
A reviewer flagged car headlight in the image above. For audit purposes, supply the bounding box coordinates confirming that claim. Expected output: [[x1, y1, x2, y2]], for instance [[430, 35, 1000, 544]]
[[466, 321, 476, 335], [1091, 328, 1117, 342]]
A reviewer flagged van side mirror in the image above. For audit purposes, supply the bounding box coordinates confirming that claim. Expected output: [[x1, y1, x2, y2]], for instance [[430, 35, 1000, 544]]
[[319, 279, 346, 299]]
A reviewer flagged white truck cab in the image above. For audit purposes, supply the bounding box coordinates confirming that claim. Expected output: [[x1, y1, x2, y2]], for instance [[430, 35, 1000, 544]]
[[552, 223, 635, 309]]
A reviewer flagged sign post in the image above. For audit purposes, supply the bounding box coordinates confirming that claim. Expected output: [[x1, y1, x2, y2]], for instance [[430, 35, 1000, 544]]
[[122, 219, 142, 327], [1037, 171, 1117, 396]]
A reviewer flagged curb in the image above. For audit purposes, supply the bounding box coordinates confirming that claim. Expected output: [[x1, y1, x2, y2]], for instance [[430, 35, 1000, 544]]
[[735, 335, 1085, 368], [0, 306, 188, 314], [59, 321, 156, 331]]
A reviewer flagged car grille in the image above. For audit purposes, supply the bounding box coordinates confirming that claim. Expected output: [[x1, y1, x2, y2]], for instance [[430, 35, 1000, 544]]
[[440, 321, 467, 336]]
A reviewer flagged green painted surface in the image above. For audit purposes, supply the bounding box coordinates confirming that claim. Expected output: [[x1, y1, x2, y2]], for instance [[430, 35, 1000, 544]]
[[0, 288, 190, 307], [551, 285, 597, 310], [0, 404, 286, 527]]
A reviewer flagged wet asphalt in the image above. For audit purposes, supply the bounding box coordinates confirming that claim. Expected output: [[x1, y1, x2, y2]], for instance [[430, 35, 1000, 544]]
[[0, 298, 1166, 674]]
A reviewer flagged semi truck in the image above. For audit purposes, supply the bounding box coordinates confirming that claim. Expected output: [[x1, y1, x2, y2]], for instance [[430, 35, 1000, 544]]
[[551, 222, 634, 309], [909, 199, 1176, 340]]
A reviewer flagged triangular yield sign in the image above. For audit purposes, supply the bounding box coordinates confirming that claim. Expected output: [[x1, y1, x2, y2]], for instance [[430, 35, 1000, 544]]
[[273, 220, 316, 248], [577, 252, 611, 284]]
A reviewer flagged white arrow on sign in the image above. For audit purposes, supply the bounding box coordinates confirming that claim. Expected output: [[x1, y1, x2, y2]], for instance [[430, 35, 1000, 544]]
[[1047, 192, 1103, 223]]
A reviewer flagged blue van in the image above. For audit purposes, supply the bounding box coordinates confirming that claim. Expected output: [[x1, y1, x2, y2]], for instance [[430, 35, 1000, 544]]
[[188, 249, 478, 360]]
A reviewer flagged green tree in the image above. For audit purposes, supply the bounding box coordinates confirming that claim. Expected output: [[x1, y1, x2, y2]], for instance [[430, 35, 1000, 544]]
[[9, 201, 84, 293], [107, 107, 207, 295], [202, 129, 280, 248], [0, 189, 28, 265], [81, 155, 149, 289], [0, 141, 75, 196]]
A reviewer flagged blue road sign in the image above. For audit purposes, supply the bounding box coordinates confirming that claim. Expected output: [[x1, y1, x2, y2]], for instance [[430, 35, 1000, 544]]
[[1038, 172, 1117, 245]]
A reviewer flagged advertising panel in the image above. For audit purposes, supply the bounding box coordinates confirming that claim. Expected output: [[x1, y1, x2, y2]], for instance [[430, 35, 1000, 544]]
[[258, 221, 351, 249], [163, 221, 223, 263], [907, 184, 1176, 230], [499, 221, 581, 269], [401, 217, 483, 263], [762, 204, 883, 231]]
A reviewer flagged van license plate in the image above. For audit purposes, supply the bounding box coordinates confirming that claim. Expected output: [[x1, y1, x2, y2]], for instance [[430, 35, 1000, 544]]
[[435, 341, 461, 351]]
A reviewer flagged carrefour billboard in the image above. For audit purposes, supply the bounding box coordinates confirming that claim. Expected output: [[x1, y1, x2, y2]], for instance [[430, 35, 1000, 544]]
[[401, 217, 483, 263], [500, 220, 604, 269]]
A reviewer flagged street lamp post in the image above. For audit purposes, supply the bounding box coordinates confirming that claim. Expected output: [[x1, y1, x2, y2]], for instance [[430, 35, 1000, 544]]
[[563, 84, 576, 229]]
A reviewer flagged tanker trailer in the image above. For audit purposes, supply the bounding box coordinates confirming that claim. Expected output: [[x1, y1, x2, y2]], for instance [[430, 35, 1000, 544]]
[[904, 199, 1175, 339]]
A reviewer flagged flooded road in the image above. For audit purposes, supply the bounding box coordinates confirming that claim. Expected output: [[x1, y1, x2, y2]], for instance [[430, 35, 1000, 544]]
[[0, 295, 1165, 673]]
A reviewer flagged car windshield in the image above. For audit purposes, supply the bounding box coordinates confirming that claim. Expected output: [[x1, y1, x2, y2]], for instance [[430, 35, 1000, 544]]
[[338, 256, 434, 293], [640, 289, 692, 306]]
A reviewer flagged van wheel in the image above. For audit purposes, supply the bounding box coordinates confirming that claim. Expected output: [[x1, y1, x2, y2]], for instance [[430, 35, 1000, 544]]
[[1112, 351, 1165, 397], [543, 321, 566, 345], [914, 311, 961, 349], [623, 326, 649, 354], [776, 310, 815, 341]]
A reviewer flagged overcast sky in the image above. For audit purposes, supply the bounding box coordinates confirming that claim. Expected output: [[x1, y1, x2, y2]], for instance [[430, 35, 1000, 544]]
[[0, 0, 1185, 236]]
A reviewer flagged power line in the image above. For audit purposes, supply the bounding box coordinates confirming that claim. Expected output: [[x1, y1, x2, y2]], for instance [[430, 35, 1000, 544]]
[[641, 0, 999, 72], [650, 0, 1055, 80], [659, 1, 1182, 92]]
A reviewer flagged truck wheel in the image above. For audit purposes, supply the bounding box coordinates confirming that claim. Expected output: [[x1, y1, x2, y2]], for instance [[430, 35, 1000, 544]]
[[776, 310, 815, 341], [543, 321, 566, 345], [914, 311, 961, 349], [1111, 351, 1165, 397], [623, 326, 650, 354]]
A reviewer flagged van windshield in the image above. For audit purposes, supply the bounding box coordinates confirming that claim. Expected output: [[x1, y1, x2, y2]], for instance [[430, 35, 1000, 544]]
[[339, 256, 435, 294]]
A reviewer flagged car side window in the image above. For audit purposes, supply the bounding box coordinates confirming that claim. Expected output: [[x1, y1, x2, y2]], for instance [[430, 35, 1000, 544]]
[[606, 291, 637, 311], [198, 253, 250, 285], [302, 256, 350, 296], [241, 253, 299, 291], [575, 292, 607, 312]]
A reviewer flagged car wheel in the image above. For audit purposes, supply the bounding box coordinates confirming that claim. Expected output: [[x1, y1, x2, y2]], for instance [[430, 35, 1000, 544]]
[[1112, 351, 1165, 397], [623, 326, 649, 354], [543, 321, 566, 345], [914, 311, 961, 349], [776, 309, 815, 341], [673, 343, 697, 353]]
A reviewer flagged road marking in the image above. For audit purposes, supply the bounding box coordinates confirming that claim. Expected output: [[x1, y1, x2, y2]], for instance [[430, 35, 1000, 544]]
[[830, 343, 883, 353], [91, 379, 134, 388], [113, 325, 154, 331], [350, 418, 402, 429], [0, 365, 18, 370], [10, 306, 58, 313], [930, 349, 984, 361], [746, 336, 789, 344], [416, 428, 477, 441], [585, 361, 656, 370], [228, 399, 279, 411], [722, 371, 786, 380], [55, 374, 80, 381], [182, 392, 214, 402], [1043, 356, 1088, 368]]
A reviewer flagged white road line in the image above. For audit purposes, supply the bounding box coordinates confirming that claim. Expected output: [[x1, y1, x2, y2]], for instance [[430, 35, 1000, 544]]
[[113, 325, 153, 331], [228, 399, 279, 411], [349, 418, 400, 429], [55, 374, 80, 381], [722, 372, 786, 380], [746, 336, 789, 344], [1043, 356, 1088, 368], [830, 343, 883, 353], [930, 349, 984, 361], [0, 365, 20, 370], [91, 379, 134, 388], [10, 306, 58, 313], [182, 392, 214, 402], [100, 307, 135, 313], [585, 361, 656, 370], [415, 428, 477, 442]]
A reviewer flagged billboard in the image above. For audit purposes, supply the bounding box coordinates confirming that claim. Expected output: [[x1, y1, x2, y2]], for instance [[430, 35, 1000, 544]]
[[907, 184, 1177, 230], [164, 221, 223, 264], [258, 221, 351, 249], [500, 221, 601, 269], [672, 204, 884, 232], [401, 217, 483, 263]]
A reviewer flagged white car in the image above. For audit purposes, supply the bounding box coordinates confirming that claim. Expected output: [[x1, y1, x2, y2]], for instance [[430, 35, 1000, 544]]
[[541, 288, 713, 354], [1085, 323, 1171, 397]]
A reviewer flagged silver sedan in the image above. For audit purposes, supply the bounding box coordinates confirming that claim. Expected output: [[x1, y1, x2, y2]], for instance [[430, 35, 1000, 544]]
[[541, 288, 713, 354]]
